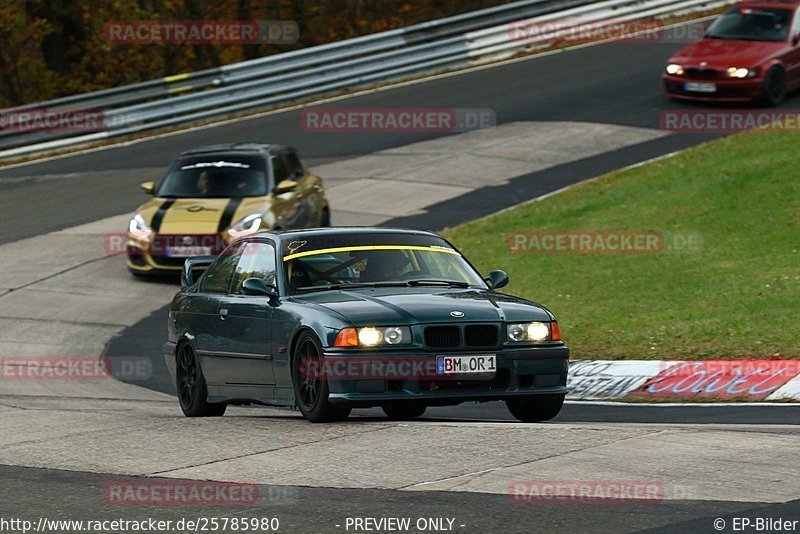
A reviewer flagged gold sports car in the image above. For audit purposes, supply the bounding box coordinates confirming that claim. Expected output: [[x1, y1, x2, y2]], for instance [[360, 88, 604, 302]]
[[126, 143, 330, 275]]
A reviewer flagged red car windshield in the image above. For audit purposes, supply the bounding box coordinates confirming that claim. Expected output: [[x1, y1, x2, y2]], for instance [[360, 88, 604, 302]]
[[705, 7, 793, 42]]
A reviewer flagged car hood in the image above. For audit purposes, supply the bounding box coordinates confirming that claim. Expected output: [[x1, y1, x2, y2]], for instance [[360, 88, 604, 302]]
[[136, 196, 269, 234], [669, 38, 785, 69], [295, 287, 554, 325]]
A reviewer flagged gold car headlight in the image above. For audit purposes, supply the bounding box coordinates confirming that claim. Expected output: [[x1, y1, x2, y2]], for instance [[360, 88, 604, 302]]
[[128, 213, 152, 239]]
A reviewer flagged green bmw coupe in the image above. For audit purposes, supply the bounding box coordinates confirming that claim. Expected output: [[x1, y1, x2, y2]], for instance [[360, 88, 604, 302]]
[[164, 227, 569, 423]]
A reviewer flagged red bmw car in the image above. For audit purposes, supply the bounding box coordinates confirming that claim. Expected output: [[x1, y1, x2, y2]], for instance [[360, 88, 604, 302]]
[[663, 1, 800, 105]]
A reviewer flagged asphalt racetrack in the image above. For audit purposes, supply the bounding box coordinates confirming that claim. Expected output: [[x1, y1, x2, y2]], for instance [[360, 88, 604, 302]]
[[1, 21, 799, 534], [0, 35, 726, 244]]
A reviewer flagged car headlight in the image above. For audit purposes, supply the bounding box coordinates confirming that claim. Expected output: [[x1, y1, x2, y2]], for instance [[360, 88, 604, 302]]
[[227, 213, 263, 238], [334, 326, 412, 347], [507, 322, 559, 342], [665, 64, 684, 75], [128, 213, 152, 239], [727, 67, 754, 79]]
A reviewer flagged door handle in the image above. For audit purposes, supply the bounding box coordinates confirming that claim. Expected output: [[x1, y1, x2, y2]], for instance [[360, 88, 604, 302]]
[[219, 308, 228, 320]]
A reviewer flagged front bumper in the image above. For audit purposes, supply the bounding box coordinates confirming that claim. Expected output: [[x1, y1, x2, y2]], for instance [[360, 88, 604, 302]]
[[322, 345, 569, 407], [662, 74, 764, 102], [127, 233, 229, 274]]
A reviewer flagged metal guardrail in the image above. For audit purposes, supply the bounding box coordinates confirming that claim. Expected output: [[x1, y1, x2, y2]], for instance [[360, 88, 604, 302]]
[[0, 0, 730, 159]]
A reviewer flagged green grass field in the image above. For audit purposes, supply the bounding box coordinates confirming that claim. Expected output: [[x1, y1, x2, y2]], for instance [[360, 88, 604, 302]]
[[444, 129, 800, 360]]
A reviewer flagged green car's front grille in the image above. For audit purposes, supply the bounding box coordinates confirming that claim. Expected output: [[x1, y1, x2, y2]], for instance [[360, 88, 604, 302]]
[[423, 324, 499, 350]]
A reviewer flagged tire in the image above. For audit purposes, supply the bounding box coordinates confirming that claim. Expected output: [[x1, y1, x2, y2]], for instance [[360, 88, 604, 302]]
[[176, 343, 227, 417], [291, 331, 351, 423], [505, 394, 565, 423], [762, 67, 786, 107], [320, 207, 331, 227], [382, 403, 427, 420]]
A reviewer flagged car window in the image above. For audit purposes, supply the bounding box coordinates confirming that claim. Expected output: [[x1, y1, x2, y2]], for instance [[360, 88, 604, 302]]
[[284, 151, 304, 178], [231, 242, 277, 295], [705, 7, 793, 42], [414, 249, 471, 281], [156, 155, 268, 198], [285, 246, 486, 292], [272, 155, 289, 184], [199, 244, 242, 294]]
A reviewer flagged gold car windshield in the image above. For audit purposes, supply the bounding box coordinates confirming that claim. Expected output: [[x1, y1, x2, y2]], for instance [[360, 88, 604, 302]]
[[283, 245, 487, 292], [157, 156, 269, 198]]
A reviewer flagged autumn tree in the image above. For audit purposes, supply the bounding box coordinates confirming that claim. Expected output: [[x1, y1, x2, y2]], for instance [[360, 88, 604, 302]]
[[1, 0, 510, 106]]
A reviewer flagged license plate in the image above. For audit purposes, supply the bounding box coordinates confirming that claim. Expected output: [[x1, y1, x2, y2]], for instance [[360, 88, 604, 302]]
[[166, 246, 212, 257], [436, 354, 496, 375], [684, 82, 716, 93]]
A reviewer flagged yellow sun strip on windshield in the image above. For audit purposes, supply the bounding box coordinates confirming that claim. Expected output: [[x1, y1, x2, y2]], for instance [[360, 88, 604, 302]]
[[283, 245, 460, 262]]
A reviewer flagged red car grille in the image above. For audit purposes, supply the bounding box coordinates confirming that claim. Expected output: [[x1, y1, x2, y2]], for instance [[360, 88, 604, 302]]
[[685, 67, 720, 80]]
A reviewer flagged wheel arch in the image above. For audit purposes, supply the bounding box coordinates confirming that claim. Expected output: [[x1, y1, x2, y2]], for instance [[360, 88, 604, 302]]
[[175, 335, 195, 356], [763, 59, 785, 72], [174, 335, 204, 376], [288, 326, 320, 370]]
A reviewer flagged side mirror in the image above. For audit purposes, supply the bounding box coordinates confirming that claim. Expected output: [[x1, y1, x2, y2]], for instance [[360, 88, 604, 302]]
[[794, 33, 800, 46], [274, 179, 298, 195], [140, 181, 156, 195], [485, 270, 509, 290], [242, 277, 278, 298], [182, 256, 216, 288]]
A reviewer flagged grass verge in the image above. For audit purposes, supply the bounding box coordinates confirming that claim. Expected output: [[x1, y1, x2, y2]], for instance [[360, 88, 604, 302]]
[[444, 129, 800, 360]]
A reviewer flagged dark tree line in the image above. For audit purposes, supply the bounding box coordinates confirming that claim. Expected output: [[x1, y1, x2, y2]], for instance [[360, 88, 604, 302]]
[[0, 0, 510, 106]]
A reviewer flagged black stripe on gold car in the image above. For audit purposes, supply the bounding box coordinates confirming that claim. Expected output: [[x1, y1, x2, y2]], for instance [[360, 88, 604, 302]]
[[150, 199, 176, 232], [217, 198, 244, 233]]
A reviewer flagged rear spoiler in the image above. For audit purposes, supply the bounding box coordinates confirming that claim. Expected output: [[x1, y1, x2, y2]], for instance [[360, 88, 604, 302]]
[[181, 256, 217, 288]]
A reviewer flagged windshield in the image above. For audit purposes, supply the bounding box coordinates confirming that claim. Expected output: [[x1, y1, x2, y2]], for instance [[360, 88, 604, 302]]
[[284, 245, 487, 293], [156, 155, 268, 198], [705, 7, 793, 42]]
